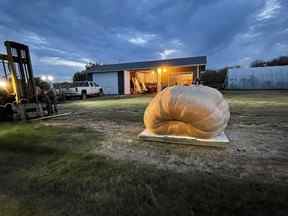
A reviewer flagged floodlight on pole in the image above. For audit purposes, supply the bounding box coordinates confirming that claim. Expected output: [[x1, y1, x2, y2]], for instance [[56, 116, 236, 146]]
[[41, 75, 47, 81], [0, 80, 7, 89], [47, 75, 54, 81]]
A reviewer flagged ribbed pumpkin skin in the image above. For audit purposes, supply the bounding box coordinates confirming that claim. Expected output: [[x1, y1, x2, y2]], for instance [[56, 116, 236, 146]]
[[144, 85, 230, 139]]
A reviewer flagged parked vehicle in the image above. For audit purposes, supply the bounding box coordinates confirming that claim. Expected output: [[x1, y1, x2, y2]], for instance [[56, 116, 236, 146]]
[[63, 81, 103, 99]]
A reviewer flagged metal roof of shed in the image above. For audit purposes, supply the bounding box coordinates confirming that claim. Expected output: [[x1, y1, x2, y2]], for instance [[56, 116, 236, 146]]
[[88, 56, 207, 73]]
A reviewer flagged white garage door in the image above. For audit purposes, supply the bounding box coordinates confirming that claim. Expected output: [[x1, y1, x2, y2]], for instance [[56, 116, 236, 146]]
[[93, 72, 118, 95]]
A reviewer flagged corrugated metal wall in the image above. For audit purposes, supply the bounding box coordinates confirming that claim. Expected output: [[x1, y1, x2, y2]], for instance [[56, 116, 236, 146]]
[[226, 66, 288, 89]]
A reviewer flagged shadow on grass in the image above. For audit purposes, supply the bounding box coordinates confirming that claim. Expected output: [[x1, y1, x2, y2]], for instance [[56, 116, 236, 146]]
[[4, 152, 286, 216], [0, 122, 104, 175], [0, 123, 62, 156], [0, 142, 62, 155]]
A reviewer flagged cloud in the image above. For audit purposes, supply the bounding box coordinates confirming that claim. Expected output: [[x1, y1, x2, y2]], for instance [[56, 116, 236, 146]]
[[39, 57, 86, 69], [118, 31, 157, 46], [281, 28, 288, 33], [23, 31, 48, 45], [170, 39, 183, 48], [129, 36, 149, 45], [79, 57, 95, 63], [159, 49, 177, 59], [240, 31, 262, 40], [257, 0, 281, 21], [239, 57, 253, 67], [275, 42, 288, 51]]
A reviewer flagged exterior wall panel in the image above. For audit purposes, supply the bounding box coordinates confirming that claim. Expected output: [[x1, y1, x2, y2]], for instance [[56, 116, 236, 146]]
[[226, 66, 288, 89], [93, 72, 118, 94], [124, 70, 130, 95]]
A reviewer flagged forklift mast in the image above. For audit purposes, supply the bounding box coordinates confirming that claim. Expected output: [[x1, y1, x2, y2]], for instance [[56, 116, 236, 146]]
[[0, 41, 36, 103]]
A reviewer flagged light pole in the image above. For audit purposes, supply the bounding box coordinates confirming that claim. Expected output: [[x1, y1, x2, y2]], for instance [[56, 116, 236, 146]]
[[41, 75, 54, 88], [157, 67, 162, 92]]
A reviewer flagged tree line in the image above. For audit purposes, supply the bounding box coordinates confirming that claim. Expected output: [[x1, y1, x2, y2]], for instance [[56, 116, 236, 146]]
[[73, 62, 97, 81], [250, 56, 288, 67]]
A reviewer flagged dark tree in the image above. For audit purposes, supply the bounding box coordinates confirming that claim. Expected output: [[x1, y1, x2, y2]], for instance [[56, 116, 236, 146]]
[[250, 56, 288, 67], [267, 56, 288, 66], [85, 62, 96, 70], [73, 72, 81, 81], [73, 62, 98, 81], [200, 68, 228, 89], [34, 77, 50, 89], [250, 60, 266, 67], [73, 71, 90, 81]]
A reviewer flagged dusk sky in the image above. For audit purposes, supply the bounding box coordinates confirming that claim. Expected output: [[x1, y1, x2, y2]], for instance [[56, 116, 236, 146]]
[[0, 0, 287, 81]]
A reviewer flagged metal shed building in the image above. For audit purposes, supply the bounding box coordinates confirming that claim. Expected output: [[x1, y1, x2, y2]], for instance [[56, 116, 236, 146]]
[[87, 56, 207, 95], [226, 66, 288, 89]]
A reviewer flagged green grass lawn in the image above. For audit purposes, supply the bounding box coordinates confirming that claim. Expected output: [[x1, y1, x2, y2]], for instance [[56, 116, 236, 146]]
[[0, 92, 288, 216]]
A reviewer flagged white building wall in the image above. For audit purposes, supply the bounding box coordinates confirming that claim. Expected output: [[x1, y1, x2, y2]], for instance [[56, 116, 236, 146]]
[[93, 72, 119, 94], [124, 70, 130, 95], [226, 66, 288, 89]]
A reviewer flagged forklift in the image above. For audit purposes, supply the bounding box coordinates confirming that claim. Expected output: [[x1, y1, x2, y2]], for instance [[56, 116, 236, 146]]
[[0, 41, 50, 121]]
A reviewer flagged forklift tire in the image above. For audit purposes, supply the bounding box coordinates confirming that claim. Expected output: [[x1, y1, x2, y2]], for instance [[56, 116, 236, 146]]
[[0, 106, 4, 121], [81, 91, 87, 100], [0, 103, 13, 121], [98, 89, 104, 96]]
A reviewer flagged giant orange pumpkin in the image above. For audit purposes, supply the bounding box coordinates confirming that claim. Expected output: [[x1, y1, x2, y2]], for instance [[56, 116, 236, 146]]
[[144, 85, 230, 139]]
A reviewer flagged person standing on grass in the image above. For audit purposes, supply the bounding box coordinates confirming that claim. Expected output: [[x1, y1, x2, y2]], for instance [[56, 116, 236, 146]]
[[47, 86, 58, 114]]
